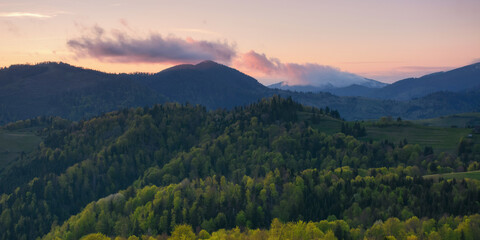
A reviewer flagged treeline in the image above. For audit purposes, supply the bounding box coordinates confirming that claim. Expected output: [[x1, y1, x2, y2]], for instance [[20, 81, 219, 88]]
[[458, 137, 480, 165], [341, 122, 366, 138], [0, 115, 70, 131], [43, 168, 480, 239], [70, 214, 480, 240]]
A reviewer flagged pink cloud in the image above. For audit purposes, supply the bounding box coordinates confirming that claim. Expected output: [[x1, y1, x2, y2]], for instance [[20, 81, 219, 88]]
[[234, 51, 368, 87], [234, 51, 281, 75]]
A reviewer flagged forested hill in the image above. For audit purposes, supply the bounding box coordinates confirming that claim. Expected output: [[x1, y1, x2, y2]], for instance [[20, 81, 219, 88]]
[[0, 96, 479, 240], [142, 60, 270, 109], [0, 61, 269, 124], [0, 62, 167, 124], [1, 61, 480, 124]]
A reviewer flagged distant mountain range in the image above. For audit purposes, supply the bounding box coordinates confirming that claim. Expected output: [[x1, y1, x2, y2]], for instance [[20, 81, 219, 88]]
[[371, 63, 480, 100], [270, 62, 480, 100], [0, 61, 479, 124]]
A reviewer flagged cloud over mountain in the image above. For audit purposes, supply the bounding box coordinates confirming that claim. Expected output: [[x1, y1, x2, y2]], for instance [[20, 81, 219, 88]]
[[234, 51, 367, 88], [67, 26, 236, 64], [66, 26, 373, 88]]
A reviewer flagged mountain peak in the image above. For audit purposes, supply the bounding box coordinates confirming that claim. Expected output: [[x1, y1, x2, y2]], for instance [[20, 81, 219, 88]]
[[196, 60, 220, 67], [160, 60, 224, 73], [194, 60, 227, 70]]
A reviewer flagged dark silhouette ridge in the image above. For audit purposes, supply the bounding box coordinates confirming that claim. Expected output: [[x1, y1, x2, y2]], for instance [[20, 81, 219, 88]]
[[371, 62, 480, 100], [0, 61, 479, 124]]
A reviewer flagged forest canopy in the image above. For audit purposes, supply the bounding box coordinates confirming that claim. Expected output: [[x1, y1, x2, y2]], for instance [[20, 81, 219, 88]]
[[0, 96, 478, 240]]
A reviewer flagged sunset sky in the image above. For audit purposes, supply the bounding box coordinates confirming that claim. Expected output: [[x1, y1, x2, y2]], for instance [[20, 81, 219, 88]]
[[0, 0, 479, 85]]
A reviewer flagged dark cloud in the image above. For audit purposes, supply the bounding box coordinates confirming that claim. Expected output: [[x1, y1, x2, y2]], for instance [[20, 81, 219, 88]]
[[67, 26, 236, 64]]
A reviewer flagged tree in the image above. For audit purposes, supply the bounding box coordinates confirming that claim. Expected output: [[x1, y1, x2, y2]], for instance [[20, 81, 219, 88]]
[[80, 233, 110, 240], [170, 224, 195, 240]]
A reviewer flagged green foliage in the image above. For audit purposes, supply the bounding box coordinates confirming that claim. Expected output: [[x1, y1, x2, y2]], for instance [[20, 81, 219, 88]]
[[198, 229, 211, 239], [0, 127, 41, 169], [363, 121, 471, 153], [80, 233, 110, 240], [341, 121, 366, 138], [1, 97, 479, 240], [43, 168, 480, 239], [47, 214, 480, 240], [413, 112, 480, 128], [170, 224, 195, 240], [458, 137, 480, 164]]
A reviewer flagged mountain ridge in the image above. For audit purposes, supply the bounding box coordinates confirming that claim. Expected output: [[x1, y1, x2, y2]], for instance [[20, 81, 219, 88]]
[[0, 61, 479, 123], [268, 62, 480, 100], [371, 62, 480, 100]]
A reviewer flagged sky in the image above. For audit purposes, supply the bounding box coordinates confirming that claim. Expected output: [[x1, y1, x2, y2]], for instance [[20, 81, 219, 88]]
[[0, 0, 479, 85]]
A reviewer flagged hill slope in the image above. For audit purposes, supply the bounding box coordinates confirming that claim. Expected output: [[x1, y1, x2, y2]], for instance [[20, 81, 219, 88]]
[[372, 62, 480, 100], [413, 112, 480, 127], [287, 89, 480, 120], [0, 62, 166, 123], [269, 62, 480, 101], [0, 61, 271, 124], [0, 97, 478, 240]]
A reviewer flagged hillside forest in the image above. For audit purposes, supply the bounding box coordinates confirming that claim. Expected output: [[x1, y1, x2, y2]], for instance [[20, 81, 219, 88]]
[[0, 96, 479, 240]]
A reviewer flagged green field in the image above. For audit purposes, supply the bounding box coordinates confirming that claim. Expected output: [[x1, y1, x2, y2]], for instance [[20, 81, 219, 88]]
[[423, 170, 480, 181], [413, 112, 480, 128], [297, 111, 343, 135], [361, 124, 471, 153], [299, 110, 475, 153], [314, 118, 342, 135], [0, 128, 42, 169]]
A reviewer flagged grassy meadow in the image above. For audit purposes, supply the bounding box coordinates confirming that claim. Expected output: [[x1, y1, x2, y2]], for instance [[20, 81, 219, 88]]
[[0, 128, 41, 169], [362, 123, 472, 153], [413, 112, 480, 128]]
